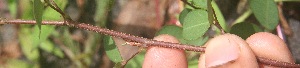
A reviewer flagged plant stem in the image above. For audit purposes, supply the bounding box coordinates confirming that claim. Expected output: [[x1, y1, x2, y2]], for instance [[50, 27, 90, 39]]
[[0, 19, 299, 68], [1, 19, 206, 52]]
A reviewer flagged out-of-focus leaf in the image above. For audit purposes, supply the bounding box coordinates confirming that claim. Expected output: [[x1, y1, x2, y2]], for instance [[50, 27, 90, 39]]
[[249, 0, 278, 30], [5, 59, 33, 68], [8, 0, 17, 18], [233, 10, 252, 25], [32, 25, 55, 50], [103, 36, 123, 63], [230, 22, 262, 39], [188, 54, 199, 68], [211, 1, 228, 32], [192, 0, 207, 9], [20, 0, 33, 19], [183, 9, 210, 40], [179, 8, 192, 25], [39, 0, 67, 58], [95, 0, 114, 27], [40, 40, 64, 58], [125, 51, 145, 68], [19, 27, 39, 61], [62, 28, 80, 54], [33, 0, 44, 36]]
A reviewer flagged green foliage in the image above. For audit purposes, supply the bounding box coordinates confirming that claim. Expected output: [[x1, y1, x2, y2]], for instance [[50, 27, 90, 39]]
[[95, 0, 115, 27], [4, 0, 288, 67], [156, 25, 208, 46], [8, 0, 17, 18], [33, 0, 44, 36], [19, 27, 40, 61], [40, 40, 64, 58], [249, 0, 279, 30], [14, 0, 67, 67], [103, 36, 123, 63], [5, 59, 36, 68], [185, 36, 209, 46], [125, 51, 145, 68], [183, 9, 210, 40], [211, 1, 228, 32], [192, 0, 207, 9], [230, 22, 262, 39], [156, 25, 185, 42], [179, 8, 192, 25]]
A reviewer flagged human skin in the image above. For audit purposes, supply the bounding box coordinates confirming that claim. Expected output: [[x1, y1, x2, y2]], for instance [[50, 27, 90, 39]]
[[199, 33, 258, 68], [143, 32, 294, 68], [245, 32, 294, 68], [143, 34, 188, 68]]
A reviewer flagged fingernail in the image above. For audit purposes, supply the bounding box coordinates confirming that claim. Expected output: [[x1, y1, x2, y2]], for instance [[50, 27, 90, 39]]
[[205, 38, 240, 67]]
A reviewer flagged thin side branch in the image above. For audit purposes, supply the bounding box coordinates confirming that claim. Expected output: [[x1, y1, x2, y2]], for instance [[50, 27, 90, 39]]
[[181, 0, 200, 9]]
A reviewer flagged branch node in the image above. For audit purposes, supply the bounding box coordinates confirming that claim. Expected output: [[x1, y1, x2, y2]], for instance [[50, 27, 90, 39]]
[[0, 18, 6, 24]]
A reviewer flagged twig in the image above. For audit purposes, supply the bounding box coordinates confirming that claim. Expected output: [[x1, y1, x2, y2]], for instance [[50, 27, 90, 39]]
[[258, 57, 300, 68], [212, 8, 225, 34], [278, 3, 293, 36], [181, 0, 200, 9], [0, 19, 299, 68], [1, 0, 299, 67], [1, 19, 206, 52]]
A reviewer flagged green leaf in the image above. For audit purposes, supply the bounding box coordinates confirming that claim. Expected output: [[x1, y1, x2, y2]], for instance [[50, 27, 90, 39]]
[[249, 0, 279, 30], [179, 8, 192, 25], [40, 40, 64, 58], [185, 36, 209, 46], [125, 51, 145, 68], [230, 22, 262, 39], [95, 0, 114, 27], [188, 53, 199, 68], [20, 0, 34, 19], [156, 25, 184, 42], [211, 1, 228, 32], [19, 27, 40, 61], [114, 62, 122, 68], [103, 36, 123, 63], [33, 0, 44, 37], [32, 25, 55, 49], [207, 0, 213, 24], [8, 0, 17, 18], [192, 0, 207, 9], [6, 59, 34, 68], [43, 0, 68, 20], [183, 9, 210, 40]]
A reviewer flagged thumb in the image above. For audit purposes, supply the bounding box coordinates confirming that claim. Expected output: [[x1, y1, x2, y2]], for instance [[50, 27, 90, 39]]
[[199, 34, 259, 68]]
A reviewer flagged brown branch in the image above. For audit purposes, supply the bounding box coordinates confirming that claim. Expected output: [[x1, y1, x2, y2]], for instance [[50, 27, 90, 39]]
[[0, 19, 299, 68], [258, 57, 300, 68], [212, 8, 225, 34], [9, 0, 298, 68], [1, 19, 206, 52], [278, 3, 293, 36]]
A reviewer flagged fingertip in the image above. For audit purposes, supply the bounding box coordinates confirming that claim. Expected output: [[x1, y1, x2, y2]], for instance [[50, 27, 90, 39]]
[[246, 32, 294, 63], [199, 34, 258, 68], [143, 34, 187, 68]]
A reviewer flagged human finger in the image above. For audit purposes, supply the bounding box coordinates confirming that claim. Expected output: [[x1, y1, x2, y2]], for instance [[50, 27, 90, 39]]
[[246, 32, 294, 67], [198, 34, 259, 68], [143, 34, 187, 68]]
